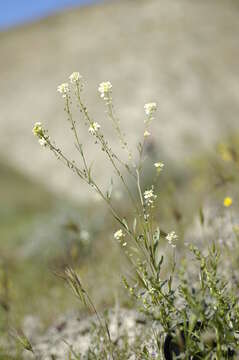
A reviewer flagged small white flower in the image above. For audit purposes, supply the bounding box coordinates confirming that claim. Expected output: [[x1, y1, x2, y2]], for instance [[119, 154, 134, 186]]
[[88, 122, 101, 135], [144, 187, 157, 206], [80, 230, 90, 245], [144, 102, 157, 116], [38, 138, 47, 147], [154, 162, 164, 172], [114, 229, 124, 240], [166, 231, 178, 248], [57, 83, 70, 98], [80, 230, 90, 241], [69, 72, 82, 84], [144, 130, 151, 137], [98, 81, 112, 99]]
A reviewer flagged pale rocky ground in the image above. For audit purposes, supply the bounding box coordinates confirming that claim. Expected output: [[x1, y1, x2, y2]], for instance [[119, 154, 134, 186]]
[[19, 204, 239, 359], [0, 0, 239, 202], [22, 309, 152, 359]]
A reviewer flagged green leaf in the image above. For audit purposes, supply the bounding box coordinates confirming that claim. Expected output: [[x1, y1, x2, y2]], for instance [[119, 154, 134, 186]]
[[157, 255, 164, 272]]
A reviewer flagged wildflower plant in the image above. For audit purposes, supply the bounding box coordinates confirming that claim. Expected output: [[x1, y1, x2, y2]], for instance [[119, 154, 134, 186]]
[[32, 73, 239, 359]]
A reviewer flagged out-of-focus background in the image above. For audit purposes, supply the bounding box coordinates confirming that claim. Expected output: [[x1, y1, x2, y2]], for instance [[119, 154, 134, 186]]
[[0, 0, 239, 351]]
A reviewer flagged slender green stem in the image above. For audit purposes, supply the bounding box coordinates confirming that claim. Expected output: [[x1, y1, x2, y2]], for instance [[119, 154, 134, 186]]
[[75, 85, 140, 214]]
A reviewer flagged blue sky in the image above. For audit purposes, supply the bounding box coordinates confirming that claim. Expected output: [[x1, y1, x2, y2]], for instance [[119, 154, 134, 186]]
[[0, 0, 100, 30]]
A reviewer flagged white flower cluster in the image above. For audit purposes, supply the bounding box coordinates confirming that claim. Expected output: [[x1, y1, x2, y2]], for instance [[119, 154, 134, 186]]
[[69, 72, 82, 84], [114, 229, 124, 240], [166, 231, 178, 248], [144, 130, 151, 137], [98, 81, 112, 100], [154, 162, 164, 172], [32, 122, 47, 147], [144, 187, 157, 206], [32, 122, 43, 136], [114, 229, 127, 246], [57, 83, 70, 98], [144, 102, 157, 117], [88, 122, 101, 135]]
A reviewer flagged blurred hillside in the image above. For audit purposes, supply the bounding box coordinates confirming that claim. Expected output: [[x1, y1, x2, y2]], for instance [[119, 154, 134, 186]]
[[0, 0, 239, 201]]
